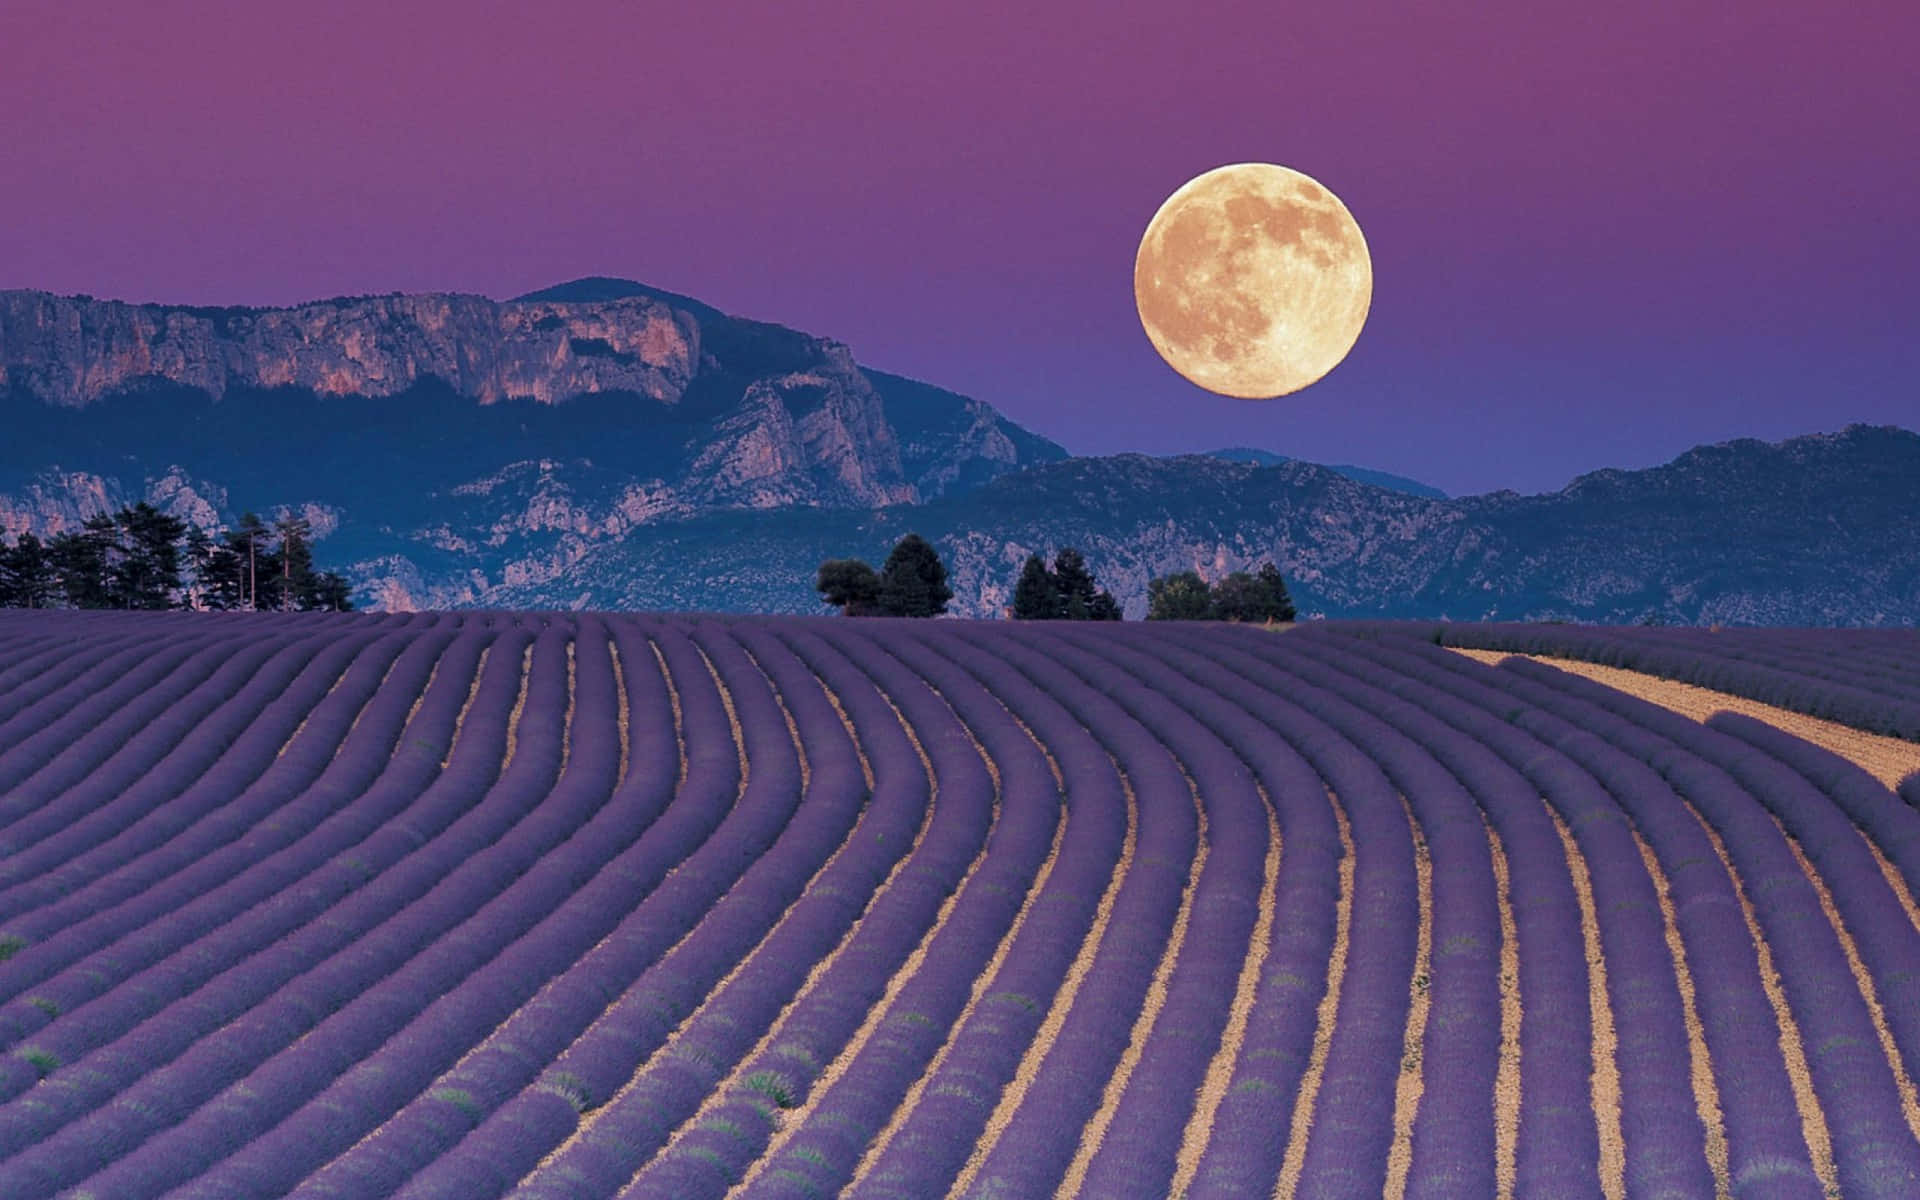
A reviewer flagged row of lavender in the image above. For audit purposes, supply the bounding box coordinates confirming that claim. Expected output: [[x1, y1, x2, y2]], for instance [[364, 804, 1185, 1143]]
[[1331, 619, 1920, 745], [1, 611, 1918, 1195]]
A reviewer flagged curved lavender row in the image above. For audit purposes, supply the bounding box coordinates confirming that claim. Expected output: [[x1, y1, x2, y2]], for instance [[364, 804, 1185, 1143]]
[[846, 625, 1131, 1200], [1422, 623, 1920, 741], [1289, 630, 1715, 1197], [1073, 629, 1338, 1200], [739, 622, 1062, 1200], [482, 619, 890, 1200], [0, 628, 408, 933], [1327, 632, 1825, 1197], [0, 627, 532, 1196], [318, 616, 850, 1200], [1495, 654, 1920, 1196], [1904, 772, 1920, 810], [322, 615, 726, 1198], [0, 628, 443, 1016], [1165, 630, 1423, 1199], [0, 627, 320, 883], [184, 622, 651, 1198], [1217, 627, 1603, 1196], [1175, 627, 1504, 1199], [73, 628, 583, 1199], [0, 626, 383, 923], [0, 626, 251, 827], [0, 626, 163, 733], [1004, 625, 1272, 1199], [1611, 627, 1920, 703], [256, 617, 752, 1198], [623, 616, 996, 1200], [934, 623, 1197, 1199], [0, 629, 475, 1121], [0, 628, 393, 1046]]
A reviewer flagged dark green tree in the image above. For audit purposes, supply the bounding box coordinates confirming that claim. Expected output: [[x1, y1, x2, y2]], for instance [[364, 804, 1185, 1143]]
[[225, 512, 271, 611], [877, 533, 951, 617], [1051, 548, 1098, 620], [1208, 571, 1268, 622], [46, 516, 119, 608], [311, 570, 355, 612], [1146, 569, 1214, 620], [113, 502, 188, 609], [1256, 561, 1296, 622], [1011, 554, 1059, 620], [1087, 589, 1123, 621], [0, 532, 52, 607], [274, 513, 316, 611], [816, 558, 883, 616]]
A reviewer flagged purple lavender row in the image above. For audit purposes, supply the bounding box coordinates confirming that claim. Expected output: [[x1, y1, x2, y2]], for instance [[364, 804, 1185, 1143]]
[[1355, 634, 1833, 1196], [323, 616, 849, 1200], [1077, 626, 1340, 1199], [0, 627, 470, 1119], [0, 626, 323, 894], [0, 626, 531, 1197], [355, 618, 794, 1198], [61, 626, 576, 1199], [844, 624, 1132, 1200], [1238, 628, 1604, 1195], [1290, 630, 1716, 1196], [932, 623, 1198, 1199], [738, 621, 1063, 1200], [1432, 622, 1920, 741], [1904, 772, 1920, 811], [1177, 629, 1425, 1198], [0, 627, 396, 1039], [1592, 626, 1920, 703], [0, 625, 261, 828], [625, 615, 997, 1200], [1002, 625, 1274, 1198], [0, 625, 388, 927], [514, 619, 903, 1200], [1493, 654, 1920, 1196], [199, 621, 661, 1198], [1181, 626, 1504, 1198], [0, 623, 164, 734]]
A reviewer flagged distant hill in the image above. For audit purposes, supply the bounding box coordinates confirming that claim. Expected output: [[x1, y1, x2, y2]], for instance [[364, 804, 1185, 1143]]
[[3, 282, 1912, 623], [1173, 447, 1448, 499]]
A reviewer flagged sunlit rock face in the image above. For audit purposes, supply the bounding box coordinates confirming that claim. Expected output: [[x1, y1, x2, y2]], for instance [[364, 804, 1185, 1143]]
[[0, 290, 699, 407]]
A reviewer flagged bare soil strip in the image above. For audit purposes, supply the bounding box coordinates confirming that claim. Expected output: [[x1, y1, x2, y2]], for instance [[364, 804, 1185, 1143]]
[[401, 648, 443, 740], [1547, 806, 1626, 1200], [611, 637, 630, 786], [498, 643, 535, 772], [1773, 817, 1920, 1145], [1489, 825, 1522, 1200], [1448, 649, 1920, 790], [559, 639, 575, 773], [439, 645, 491, 768], [651, 637, 686, 790], [1169, 782, 1282, 1196], [1054, 759, 1209, 1198], [1686, 799, 1838, 1193], [946, 752, 1140, 1198], [1383, 793, 1434, 1200], [1273, 790, 1356, 1200], [724, 672, 968, 1200], [1634, 830, 1731, 1197]]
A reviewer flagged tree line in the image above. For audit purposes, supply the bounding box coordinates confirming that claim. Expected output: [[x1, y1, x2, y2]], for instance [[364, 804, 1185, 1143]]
[[0, 504, 353, 612], [817, 536, 1294, 623]]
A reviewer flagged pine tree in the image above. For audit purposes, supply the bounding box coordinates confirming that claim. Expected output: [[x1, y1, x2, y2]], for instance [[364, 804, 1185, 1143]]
[[114, 502, 187, 610], [877, 533, 951, 617], [274, 513, 316, 611], [1011, 554, 1059, 620], [226, 512, 270, 611], [1256, 561, 1296, 622], [311, 571, 355, 612], [1, 533, 53, 609], [1051, 548, 1097, 620]]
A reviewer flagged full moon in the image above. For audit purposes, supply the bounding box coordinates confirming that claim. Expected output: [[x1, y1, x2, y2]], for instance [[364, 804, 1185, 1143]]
[[1134, 162, 1372, 399]]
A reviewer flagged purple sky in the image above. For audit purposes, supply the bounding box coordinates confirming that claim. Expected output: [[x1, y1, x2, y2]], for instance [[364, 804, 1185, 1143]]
[[3, 0, 1915, 496]]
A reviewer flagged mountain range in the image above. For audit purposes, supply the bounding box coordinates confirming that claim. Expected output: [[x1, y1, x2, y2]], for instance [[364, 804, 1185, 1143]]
[[2, 279, 1914, 624]]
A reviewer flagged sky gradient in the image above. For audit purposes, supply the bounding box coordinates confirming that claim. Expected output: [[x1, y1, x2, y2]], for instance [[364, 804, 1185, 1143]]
[[3, 0, 1915, 496]]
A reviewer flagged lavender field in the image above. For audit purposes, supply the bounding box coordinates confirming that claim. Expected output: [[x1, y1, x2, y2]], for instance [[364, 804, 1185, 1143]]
[[2, 610, 1920, 1198]]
